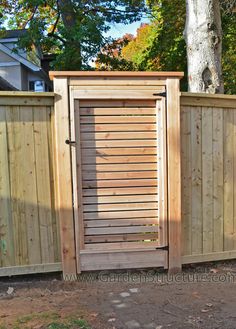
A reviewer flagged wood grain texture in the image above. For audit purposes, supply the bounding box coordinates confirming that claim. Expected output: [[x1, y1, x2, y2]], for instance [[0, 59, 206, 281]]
[[167, 78, 182, 272], [50, 71, 184, 79], [180, 106, 192, 255], [212, 109, 224, 252], [190, 107, 202, 255], [0, 99, 59, 274], [54, 78, 77, 276], [223, 109, 234, 251], [202, 108, 213, 253], [181, 104, 236, 263], [0, 106, 14, 267]]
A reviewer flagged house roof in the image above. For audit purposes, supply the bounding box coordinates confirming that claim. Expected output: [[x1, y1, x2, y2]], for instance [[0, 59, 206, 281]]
[[0, 76, 18, 90], [0, 43, 41, 72], [0, 29, 28, 39]]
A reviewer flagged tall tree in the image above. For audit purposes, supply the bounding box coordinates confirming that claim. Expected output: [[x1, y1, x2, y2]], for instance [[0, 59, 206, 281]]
[[100, 0, 235, 94], [184, 0, 224, 93], [0, 0, 147, 70], [96, 33, 134, 70]]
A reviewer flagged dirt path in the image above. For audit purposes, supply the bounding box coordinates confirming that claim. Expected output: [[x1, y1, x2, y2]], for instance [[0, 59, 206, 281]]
[[0, 261, 236, 328]]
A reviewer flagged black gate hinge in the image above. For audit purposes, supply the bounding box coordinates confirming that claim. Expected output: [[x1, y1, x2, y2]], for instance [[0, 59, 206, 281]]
[[156, 245, 169, 251], [153, 91, 167, 97], [65, 139, 76, 145]]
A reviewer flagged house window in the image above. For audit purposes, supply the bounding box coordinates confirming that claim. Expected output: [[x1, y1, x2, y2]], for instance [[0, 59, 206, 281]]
[[29, 80, 45, 92], [29, 81, 35, 91]]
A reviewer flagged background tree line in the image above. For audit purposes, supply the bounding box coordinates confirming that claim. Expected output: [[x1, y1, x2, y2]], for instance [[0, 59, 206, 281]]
[[0, 0, 235, 93]]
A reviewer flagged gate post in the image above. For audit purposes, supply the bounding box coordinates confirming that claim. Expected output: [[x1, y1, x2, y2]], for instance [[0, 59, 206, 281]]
[[166, 78, 182, 273], [53, 77, 77, 278]]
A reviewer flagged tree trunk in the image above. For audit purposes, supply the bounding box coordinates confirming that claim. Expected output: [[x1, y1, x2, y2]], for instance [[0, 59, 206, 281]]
[[58, 0, 82, 68], [184, 0, 224, 93]]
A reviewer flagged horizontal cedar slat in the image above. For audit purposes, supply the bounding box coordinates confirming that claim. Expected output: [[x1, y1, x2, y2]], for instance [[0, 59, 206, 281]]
[[81, 131, 156, 140], [81, 147, 157, 156], [84, 218, 158, 227], [80, 116, 156, 123], [83, 202, 158, 212], [82, 163, 157, 172], [73, 89, 161, 100], [82, 186, 157, 196], [80, 123, 156, 132], [82, 140, 157, 148], [85, 225, 158, 235], [82, 171, 157, 181], [80, 100, 156, 107], [84, 241, 159, 250], [85, 233, 158, 243], [83, 179, 157, 188], [80, 108, 155, 116], [82, 155, 157, 165], [83, 209, 158, 220], [83, 194, 156, 204], [80, 250, 167, 271], [73, 85, 164, 91], [70, 77, 165, 86]]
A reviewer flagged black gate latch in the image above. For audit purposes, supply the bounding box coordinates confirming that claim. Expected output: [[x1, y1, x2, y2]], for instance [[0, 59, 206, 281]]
[[65, 139, 76, 145], [156, 245, 169, 251], [153, 91, 167, 97]]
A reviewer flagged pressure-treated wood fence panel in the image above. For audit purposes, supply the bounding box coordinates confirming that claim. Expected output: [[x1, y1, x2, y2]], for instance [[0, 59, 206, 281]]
[[181, 93, 236, 263], [0, 93, 61, 276]]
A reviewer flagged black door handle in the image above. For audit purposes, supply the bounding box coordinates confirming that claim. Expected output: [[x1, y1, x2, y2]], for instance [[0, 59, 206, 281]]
[[65, 139, 76, 145]]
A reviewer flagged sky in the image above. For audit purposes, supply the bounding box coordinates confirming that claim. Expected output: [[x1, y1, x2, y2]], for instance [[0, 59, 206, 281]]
[[106, 19, 149, 39]]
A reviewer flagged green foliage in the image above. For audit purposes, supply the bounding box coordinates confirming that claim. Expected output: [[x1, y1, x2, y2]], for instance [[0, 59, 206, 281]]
[[96, 33, 135, 70], [0, 0, 147, 70], [47, 318, 90, 329], [101, 0, 235, 94], [122, 23, 156, 68], [0, 312, 91, 329], [222, 13, 236, 94]]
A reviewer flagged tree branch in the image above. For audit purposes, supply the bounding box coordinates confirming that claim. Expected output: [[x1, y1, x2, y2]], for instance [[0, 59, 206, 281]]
[[21, 5, 38, 28], [47, 32, 66, 44], [49, 0, 61, 35]]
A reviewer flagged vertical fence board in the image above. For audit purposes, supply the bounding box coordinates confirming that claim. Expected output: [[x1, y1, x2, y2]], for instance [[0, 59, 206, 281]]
[[167, 78, 182, 272], [47, 106, 60, 262], [54, 78, 77, 277], [0, 106, 14, 267], [234, 110, 236, 250], [202, 108, 213, 253], [20, 107, 41, 264], [33, 107, 54, 263], [6, 106, 28, 265], [181, 107, 192, 255], [223, 109, 234, 251], [212, 109, 224, 252], [190, 107, 202, 254]]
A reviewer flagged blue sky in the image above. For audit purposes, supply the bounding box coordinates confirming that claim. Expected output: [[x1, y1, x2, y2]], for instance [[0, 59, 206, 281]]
[[106, 19, 149, 39]]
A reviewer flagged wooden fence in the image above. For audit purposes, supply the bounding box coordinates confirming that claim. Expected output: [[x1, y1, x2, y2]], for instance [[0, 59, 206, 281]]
[[0, 88, 236, 277], [181, 93, 236, 264], [0, 92, 61, 276]]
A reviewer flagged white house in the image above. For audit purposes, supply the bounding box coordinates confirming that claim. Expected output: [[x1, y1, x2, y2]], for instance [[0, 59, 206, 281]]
[[0, 30, 52, 91]]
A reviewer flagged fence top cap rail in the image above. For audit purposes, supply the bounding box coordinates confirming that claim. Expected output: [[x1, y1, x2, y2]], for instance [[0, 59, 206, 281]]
[[181, 92, 236, 100], [49, 71, 184, 80], [0, 91, 55, 97]]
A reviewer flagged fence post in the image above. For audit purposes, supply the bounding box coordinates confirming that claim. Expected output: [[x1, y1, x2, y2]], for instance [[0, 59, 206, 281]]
[[53, 77, 77, 278], [166, 78, 182, 273]]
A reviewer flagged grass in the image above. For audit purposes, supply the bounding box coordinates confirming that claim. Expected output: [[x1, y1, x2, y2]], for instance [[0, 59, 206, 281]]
[[47, 318, 90, 329], [0, 312, 91, 329]]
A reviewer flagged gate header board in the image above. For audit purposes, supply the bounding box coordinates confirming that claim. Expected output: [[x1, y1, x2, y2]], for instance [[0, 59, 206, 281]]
[[50, 71, 183, 277]]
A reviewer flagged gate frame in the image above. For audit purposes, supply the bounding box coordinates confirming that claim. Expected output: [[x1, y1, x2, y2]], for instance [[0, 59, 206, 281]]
[[50, 71, 183, 277]]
